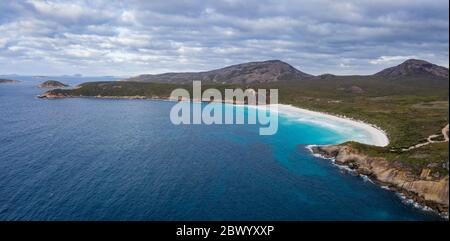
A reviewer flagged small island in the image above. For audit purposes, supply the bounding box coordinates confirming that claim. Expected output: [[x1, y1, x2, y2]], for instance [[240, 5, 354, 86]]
[[38, 80, 69, 89], [0, 79, 21, 84]]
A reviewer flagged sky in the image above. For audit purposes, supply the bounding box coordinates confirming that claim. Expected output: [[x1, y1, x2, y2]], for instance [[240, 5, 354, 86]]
[[0, 0, 448, 76]]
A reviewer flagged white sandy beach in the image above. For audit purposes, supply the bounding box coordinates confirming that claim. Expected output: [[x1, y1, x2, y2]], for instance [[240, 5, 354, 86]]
[[253, 104, 389, 147], [165, 99, 390, 147]]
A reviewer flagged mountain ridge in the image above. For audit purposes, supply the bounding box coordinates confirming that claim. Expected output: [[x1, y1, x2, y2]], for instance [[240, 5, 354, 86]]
[[126, 59, 448, 84], [126, 60, 313, 84]]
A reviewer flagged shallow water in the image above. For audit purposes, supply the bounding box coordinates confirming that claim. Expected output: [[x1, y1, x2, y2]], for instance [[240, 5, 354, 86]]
[[0, 82, 442, 220]]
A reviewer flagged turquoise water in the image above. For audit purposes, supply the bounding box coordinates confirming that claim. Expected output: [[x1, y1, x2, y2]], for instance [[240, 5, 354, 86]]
[[0, 82, 442, 220]]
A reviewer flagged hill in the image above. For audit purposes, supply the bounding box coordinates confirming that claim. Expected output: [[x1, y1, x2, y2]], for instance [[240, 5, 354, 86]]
[[375, 59, 448, 79], [38, 80, 69, 88], [126, 60, 312, 84]]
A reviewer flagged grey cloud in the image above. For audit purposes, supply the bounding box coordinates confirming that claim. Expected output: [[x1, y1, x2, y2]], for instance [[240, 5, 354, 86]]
[[0, 0, 448, 76]]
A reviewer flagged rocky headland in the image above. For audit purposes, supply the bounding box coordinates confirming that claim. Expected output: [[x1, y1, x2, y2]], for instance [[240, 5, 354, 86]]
[[311, 144, 449, 215]]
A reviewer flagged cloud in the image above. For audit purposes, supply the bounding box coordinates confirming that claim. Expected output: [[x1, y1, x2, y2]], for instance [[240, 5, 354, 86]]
[[0, 0, 448, 76], [369, 55, 418, 65]]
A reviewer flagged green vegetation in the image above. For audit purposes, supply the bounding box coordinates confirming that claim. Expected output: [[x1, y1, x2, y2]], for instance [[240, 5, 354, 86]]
[[46, 75, 449, 174], [348, 141, 448, 176]]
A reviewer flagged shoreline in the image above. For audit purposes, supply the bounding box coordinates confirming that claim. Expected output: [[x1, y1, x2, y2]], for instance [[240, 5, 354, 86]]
[[39, 93, 390, 147], [266, 104, 389, 147]]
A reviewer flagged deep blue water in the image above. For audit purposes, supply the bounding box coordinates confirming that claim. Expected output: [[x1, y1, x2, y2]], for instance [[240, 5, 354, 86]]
[[0, 81, 442, 220]]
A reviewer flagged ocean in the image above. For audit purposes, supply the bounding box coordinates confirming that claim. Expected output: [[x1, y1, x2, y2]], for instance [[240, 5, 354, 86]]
[[0, 81, 442, 220]]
